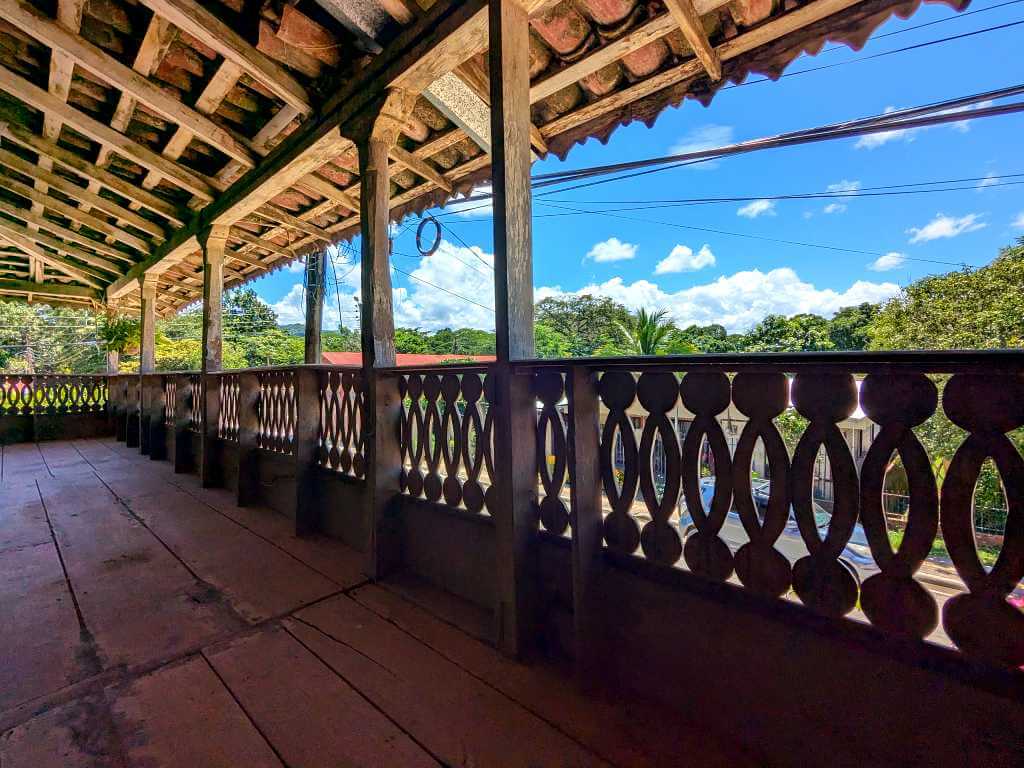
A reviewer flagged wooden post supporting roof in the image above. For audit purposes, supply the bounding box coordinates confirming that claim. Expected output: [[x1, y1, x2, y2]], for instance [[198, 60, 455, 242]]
[[199, 225, 227, 488], [488, 0, 538, 658], [304, 250, 326, 365], [139, 276, 157, 374], [349, 88, 418, 579]]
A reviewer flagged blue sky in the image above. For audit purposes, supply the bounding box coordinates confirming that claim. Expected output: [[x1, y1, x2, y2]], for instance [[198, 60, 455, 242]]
[[257, 1, 1024, 332]]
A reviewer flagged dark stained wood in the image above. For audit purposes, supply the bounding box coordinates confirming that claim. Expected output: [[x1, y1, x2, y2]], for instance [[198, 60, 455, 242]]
[[303, 251, 325, 365], [199, 225, 227, 488], [236, 371, 260, 506], [294, 367, 320, 536]]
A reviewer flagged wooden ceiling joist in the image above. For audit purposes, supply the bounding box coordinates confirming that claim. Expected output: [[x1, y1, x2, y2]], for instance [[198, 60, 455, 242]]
[[0, 217, 123, 275], [0, 174, 152, 254], [0, 146, 166, 241], [2, 0, 256, 169], [137, 0, 312, 115], [256, 204, 332, 243], [0, 66, 217, 202], [663, 0, 722, 81], [0, 278, 99, 300], [0, 121, 187, 226], [0, 198, 136, 263], [388, 144, 453, 193], [0, 230, 103, 288]]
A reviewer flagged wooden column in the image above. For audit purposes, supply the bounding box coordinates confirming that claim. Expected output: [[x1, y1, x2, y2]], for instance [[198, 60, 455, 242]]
[[138, 274, 157, 453], [489, 0, 538, 658], [173, 373, 193, 473], [348, 88, 417, 579], [567, 364, 603, 682], [304, 249, 326, 364], [236, 371, 260, 506], [199, 225, 228, 487], [294, 367, 320, 535], [105, 304, 119, 374]]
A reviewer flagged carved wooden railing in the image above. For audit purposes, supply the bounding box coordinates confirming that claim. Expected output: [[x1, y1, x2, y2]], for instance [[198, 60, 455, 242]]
[[0, 374, 109, 415], [318, 368, 365, 477], [163, 376, 177, 428], [395, 366, 495, 514], [517, 352, 1024, 668], [258, 368, 297, 455], [188, 373, 202, 433], [218, 372, 240, 442]]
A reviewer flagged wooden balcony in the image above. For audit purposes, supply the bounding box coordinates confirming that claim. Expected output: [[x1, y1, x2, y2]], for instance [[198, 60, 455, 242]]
[[2, 353, 1023, 767]]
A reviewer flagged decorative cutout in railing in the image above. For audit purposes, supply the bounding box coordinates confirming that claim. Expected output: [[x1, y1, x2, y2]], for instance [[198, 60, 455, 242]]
[[534, 371, 569, 535], [189, 374, 202, 433], [318, 369, 365, 477], [0, 374, 108, 415], [592, 366, 1024, 667], [258, 369, 297, 455], [163, 377, 177, 428], [218, 373, 240, 442], [398, 370, 494, 514]]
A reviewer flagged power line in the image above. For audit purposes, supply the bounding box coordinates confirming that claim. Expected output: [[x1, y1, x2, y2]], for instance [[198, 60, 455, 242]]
[[534, 201, 969, 267], [390, 264, 494, 312]]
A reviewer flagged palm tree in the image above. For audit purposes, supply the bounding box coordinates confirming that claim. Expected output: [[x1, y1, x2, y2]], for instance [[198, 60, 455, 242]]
[[615, 308, 674, 356]]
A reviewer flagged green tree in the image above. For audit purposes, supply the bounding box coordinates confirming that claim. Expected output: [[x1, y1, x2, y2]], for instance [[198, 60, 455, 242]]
[[614, 308, 675, 356], [828, 303, 878, 350], [535, 295, 631, 357], [535, 321, 570, 359], [224, 288, 277, 335], [744, 313, 834, 352], [869, 240, 1024, 350], [671, 323, 742, 353], [394, 328, 431, 354]]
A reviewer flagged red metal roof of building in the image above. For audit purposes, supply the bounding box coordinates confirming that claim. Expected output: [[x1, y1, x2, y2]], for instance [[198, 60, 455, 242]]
[[321, 352, 495, 367]]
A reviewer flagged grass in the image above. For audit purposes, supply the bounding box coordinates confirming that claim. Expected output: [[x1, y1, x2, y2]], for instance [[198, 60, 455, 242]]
[[887, 529, 1000, 568]]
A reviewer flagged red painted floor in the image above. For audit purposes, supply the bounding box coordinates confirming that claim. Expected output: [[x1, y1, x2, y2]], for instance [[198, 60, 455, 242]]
[[0, 439, 757, 767]]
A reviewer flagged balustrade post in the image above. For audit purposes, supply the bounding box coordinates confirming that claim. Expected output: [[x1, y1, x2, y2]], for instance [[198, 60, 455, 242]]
[[125, 376, 139, 448], [199, 225, 227, 488], [489, 0, 538, 658], [139, 375, 152, 455], [148, 376, 167, 461], [294, 367, 321, 535], [173, 373, 193, 473], [237, 372, 261, 506], [567, 364, 603, 681], [111, 374, 125, 441], [346, 88, 417, 578]]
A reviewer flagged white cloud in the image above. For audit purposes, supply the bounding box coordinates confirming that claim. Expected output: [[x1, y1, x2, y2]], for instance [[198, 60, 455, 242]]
[[906, 212, 987, 243], [287, 257, 306, 273], [444, 184, 493, 217], [1013, 212, 1024, 228], [823, 203, 847, 214], [668, 124, 735, 169], [855, 102, 992, 149], [737, 199, 775, 218], [538, 267, 900, 333], [976, 172, 999, 191], [393, 240, 496, 330], [826, 179, 861, 194], [586, 237, 637, 263], [868, 252, 907, 271], [654, 244, 716, 274]]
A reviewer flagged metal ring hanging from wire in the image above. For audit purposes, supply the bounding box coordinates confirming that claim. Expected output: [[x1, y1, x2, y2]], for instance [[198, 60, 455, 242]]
[[415, 215, 442, 256]]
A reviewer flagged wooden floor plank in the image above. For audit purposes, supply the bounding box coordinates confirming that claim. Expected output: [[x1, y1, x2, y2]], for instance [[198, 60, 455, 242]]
[[290, 595, 611, 768], [205, 626, 438, 768], [108, 657, 283, 768], [92, 475, 340, 622], [35, 473, 244, 670]]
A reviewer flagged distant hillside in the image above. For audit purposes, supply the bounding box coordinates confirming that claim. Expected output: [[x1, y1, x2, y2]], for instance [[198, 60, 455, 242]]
[[280, 323, 305, 337]]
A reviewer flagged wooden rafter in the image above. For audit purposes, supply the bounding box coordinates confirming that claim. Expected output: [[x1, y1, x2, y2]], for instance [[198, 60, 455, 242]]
[[136, 0, 311, 115], [662, 0, 722, 80], [0, 173, 152, 254], [0, 198, 136, 263], [0, 278, 100, 299], [0, 230, 103, 288], [0, 146, 166, 241], [0, 121, 187, 226], [0, 217, 123, 275], [388, 145, 453, 193], [0, 66, 217, 201]]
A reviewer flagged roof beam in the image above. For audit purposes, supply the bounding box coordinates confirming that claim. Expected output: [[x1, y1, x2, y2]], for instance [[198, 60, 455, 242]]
[[296, 174, 359, 214], [109, 15, 176, 135], [0, 120, 187, 226], [662, 0, 721, 80], [388, 144, 453, 193], [0, 146, 166, 241], [0, 173, 152, 254], [0, 217, 123, 275], [256, 204, 333, 243], [137, 0, 311, 115], [0, 66, 217, 201], [0, 198, 136, 262], [0, 230, 103, 288], [3, 0, 257, 168], [0, 277, 100, 299], [539, 0, 869, 139]]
